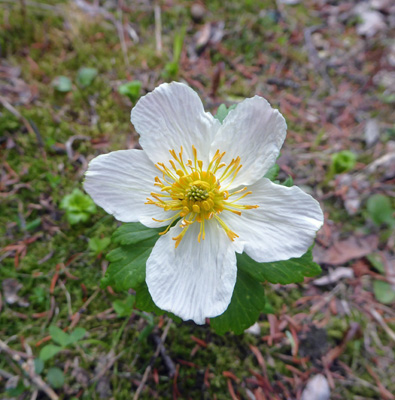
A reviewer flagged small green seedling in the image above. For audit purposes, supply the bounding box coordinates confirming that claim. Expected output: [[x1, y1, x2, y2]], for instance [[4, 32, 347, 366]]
[[118, 80, 142, 102], [39, 326, 87, 362], [366, 194, 394, 227], [52, 76, 72, 92], [60, 188, 97, 225], [112, 295, 135, 317], [76, 67, 98, 87], [325, 150, 357, 183], [214, 104, 237, 124], [331, 150, 356, 174], [163, 28, 186, 80], [88, 237, 111, 256]]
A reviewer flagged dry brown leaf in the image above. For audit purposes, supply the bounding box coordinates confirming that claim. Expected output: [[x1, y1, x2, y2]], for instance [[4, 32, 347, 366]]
[[313, 235, 378, 265]]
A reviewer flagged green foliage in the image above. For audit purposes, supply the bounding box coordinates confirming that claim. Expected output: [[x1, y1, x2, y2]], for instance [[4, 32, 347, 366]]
[[163, 28, 186, 79], [25, 217, 41, 231], [214, 104, 237, 123], [237, 249, 321, 284], [76, 67, 98, 87], [118, 80, 142, 102], [52, 76, 72, 92], [282, 175, 294, 187], [373, 280, 395, 304], [45, 173, 61, 189], [29, 286, 46, 305], [0, 111, 20, 132], [49, 325, 71, 347], [6, 381, 26, 397], [40, 326, 87, 361], [210, 269, 266, 335], [104, 223, 320, 334], [366, 194, 394, 227], [1, 1, 394, 396], [101, 223, 162, 291], [47, 367, 65, 388], [112, 295, 136, 317], [264, 164, 280, 181], [34, 359, 44, 374], [50, 326, 86, 347], [60, 188, 97, 225], [330, 150, 356, 174], [135, 282, 164, 315], [88, 237, 111, 256], [366, 253, 385, 274], [39, 344, 62, 361]]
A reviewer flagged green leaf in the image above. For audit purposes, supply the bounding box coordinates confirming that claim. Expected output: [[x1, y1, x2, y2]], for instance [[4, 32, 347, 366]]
[[88, 237, 111, 255], [47, 367, 64, 389], [366, 253, 385, 274], [76, 67, 98, 87], [214, 104, 237, 123], [60, 188, 97, 225], [173, 28, 186, 62], [330, 150, 356, 174], [373, 280, 395, 304], [282, 175, 293, 187], [26, 217, 41, 231], [49, 326, 70, 347], [52, 76, 72, 92], [68, 327, 87, 345], [112, 222, 162, 246], [237, 249, 321, 284], [101, 223, 162, 291], [135, 282, 164, 315], [367, 194, 394, 227], [6, 381, 26, 397], [112, 295, 136, 317], [264, 164, 280, 181], [39, 344, 62, 361], [61, 189, 96, 213], [163, 28, 186, 79], [118, 80, 142, 102], [210, 269, 266, 335], [34, 358, 44, 374]]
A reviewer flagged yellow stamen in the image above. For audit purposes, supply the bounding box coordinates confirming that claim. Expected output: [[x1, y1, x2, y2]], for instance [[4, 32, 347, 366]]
[[146, 145, 258, 247]]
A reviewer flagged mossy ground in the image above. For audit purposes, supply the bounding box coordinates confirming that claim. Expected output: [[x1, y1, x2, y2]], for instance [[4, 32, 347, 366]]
[[1, 1, 394, 399]]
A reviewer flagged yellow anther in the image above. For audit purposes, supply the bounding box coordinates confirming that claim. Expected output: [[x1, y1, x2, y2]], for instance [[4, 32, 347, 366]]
[[202, 201, 211, 211], [149, 145, 256, 247]]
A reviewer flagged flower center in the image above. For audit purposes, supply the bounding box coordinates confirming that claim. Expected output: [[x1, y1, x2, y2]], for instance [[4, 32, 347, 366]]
[[186, 185, 209, 202], [146, 146, 258, 247]]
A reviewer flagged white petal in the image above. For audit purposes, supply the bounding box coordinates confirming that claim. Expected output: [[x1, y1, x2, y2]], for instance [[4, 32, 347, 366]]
[[222, 178, 323, 262], [146, 220, 237, 324], [131, 82, 220, 167], [84, 149, 176, 227], [210, 96, 287, 189]]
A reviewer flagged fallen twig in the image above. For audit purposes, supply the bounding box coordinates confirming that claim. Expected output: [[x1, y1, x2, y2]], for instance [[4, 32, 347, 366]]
[[0, 96, 46, 157], [65, 135, 89, 161], [154, 2, 162, 55], [0, 339, 59, 400], [366, 306, 395, 342], [133, 318, 173, 400]]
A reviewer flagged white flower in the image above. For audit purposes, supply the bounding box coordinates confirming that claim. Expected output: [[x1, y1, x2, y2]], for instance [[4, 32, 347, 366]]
[[84, 82, 323, 324]]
